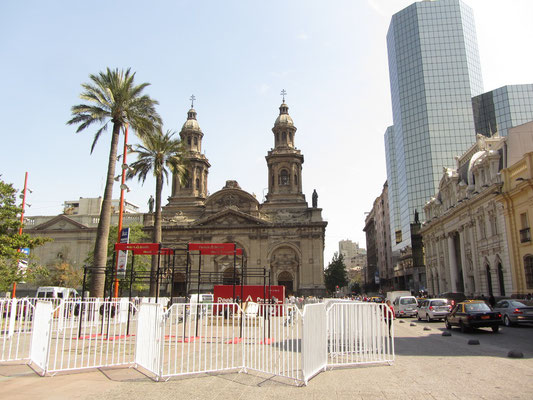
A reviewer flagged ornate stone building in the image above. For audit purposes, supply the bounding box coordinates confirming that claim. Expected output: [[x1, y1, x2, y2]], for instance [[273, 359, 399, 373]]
[[363, 182, 393, 292], [422, 134, 512, 297], [499, 121, 533, 296], [161, 101, 327, 296]]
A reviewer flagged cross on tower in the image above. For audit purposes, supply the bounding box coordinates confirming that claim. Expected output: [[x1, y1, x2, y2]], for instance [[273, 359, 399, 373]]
[[280, 89, 287, 102], [190, 94, 196, 108]]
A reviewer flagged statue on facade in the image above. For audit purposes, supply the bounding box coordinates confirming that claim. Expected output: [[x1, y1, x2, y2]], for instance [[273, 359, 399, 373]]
[[414, 208, 420, 224], [148, 195, 154, 213], [312, 189, 318, 208]]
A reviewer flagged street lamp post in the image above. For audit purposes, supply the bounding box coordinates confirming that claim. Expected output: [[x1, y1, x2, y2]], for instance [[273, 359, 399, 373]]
[[114, 124, 129, 298]]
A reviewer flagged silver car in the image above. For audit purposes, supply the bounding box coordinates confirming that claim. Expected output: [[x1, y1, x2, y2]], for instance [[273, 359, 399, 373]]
[[417, 298, 451, 322], [493, 299, 533, 326]]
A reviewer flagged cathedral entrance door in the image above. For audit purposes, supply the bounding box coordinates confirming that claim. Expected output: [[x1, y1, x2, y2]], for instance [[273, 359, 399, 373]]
[[278, 271, 294, 295]]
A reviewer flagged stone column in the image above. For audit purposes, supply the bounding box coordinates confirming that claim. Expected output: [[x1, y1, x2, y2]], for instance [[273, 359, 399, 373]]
[[458, 227, 468, 294], [447, 233, 458, 292]]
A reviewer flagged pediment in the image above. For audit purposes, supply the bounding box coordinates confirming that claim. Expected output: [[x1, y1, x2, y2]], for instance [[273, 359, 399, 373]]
[[205, 187, 260, 214], [193, 208, 268, 227], [32, 215, 89, 231]]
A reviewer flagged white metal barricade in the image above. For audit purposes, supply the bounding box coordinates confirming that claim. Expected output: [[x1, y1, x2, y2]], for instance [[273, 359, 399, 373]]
[[159, 303, 243, 380], [302, 303, 327, 384], [29, 299, 138, 375], [17, 298, 394, 383], [1, 298, 35, 362], [29, 301, 53, 373], [135, 303, 163, 378], [242, 303, 302, 383], [327, 302, 394, 367]]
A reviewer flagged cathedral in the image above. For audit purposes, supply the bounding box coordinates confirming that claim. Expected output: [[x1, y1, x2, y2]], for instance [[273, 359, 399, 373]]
[[161, 100, 327, 296]]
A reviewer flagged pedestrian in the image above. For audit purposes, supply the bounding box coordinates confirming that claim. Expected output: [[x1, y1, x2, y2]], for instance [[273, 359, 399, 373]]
[[489, 294, 496, 308], [526, 293, 532, 300], [384, 300, 395, 336]]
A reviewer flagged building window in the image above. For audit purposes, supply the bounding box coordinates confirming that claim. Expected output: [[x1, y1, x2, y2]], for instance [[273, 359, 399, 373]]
[[195, 178, 200, 190], [279, 169, 289, 185], [520, 213, 530, 243], [187, 137, 191, 145], [395, 230, 402, 244], [525, 255, 533, 289], [282, 132, 287, 142], [497, 263, 505, 296], [194, 137, 198, 146]]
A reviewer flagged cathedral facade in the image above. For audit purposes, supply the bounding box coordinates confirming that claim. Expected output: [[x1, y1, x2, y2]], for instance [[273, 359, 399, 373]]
[[160, 101, 327, 297]]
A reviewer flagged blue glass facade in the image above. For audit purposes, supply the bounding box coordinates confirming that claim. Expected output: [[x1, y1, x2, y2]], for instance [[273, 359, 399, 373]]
[[472, 84, 533, 137], [386, 0, 483, 252]]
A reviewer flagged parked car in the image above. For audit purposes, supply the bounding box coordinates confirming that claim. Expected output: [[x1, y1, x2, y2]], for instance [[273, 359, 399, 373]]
[[393, 296, 418, 318], [493, 299, 533, 326], [417, 298, 451, 321], [445, 300, 501, 333]]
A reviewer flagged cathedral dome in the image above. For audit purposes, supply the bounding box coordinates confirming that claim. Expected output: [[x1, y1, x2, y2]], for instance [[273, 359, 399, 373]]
[[274, 102, 294, 126], [182, 108, 201, 131]]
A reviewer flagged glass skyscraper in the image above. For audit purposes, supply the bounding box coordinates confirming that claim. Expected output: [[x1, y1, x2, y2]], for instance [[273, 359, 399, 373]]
[[385, 0, 484, 252], [472, 84, 533, 137]]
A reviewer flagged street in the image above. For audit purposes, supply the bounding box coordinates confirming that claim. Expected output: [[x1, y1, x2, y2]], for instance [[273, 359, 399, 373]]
[[1, 317, 532, 400]]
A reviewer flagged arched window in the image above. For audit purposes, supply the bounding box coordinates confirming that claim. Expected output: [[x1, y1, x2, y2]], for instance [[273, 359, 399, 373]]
[[279, 169, 289, 185], [497, 262, 505, 296], [289, 132, 293, 142], [187, 136, 191, 145], [524, 255, 533, 289], [486, 265, 493, 296], [194, 137, 198, 146], [294, 174, 298, 186], [282, 132, 287, 142], [195, 178, 200, 190]]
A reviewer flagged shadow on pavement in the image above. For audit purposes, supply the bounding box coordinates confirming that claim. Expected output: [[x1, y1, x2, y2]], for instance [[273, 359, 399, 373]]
[[393, 319, 532, 359]]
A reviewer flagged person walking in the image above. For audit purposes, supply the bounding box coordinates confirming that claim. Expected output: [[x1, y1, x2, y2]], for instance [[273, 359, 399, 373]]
[[384, 300, 395, 336]]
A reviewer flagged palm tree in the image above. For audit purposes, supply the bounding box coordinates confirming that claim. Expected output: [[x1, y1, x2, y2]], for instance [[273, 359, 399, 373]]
[[128, 128, 188, 296], [67, 68, 161, 297]]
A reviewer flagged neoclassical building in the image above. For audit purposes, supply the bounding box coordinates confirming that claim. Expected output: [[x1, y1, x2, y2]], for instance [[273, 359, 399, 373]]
[[160, 101, 327, 296], [422, 134, 512, 297]]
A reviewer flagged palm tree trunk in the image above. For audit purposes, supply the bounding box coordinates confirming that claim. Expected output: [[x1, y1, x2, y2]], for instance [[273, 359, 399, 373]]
[[149, 174, 163, 296], [90, 122, 121, 297]]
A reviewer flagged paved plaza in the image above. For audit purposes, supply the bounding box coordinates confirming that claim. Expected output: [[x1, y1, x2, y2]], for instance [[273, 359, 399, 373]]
[[2, 319, 532, 400]]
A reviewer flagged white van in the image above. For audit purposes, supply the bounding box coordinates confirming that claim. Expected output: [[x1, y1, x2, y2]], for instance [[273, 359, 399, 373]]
[[36, 287, 79, 299], [393, 295, 418, 318], [189, 293, 214, 304]]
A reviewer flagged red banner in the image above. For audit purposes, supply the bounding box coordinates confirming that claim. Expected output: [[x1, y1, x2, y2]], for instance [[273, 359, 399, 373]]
[[189, 243, 242, 255], [114, 243, 160, 255], [213, 285, 285, 315], [159, 248, 174, 255]]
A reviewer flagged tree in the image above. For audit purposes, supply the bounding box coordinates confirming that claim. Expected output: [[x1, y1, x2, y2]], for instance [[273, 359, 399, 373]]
[[324, 252, 349, 294], [67, 68, 162, 297], [127, 129, 188, 296], [0, 177, 50, 291], [85, 224, 151, 294]]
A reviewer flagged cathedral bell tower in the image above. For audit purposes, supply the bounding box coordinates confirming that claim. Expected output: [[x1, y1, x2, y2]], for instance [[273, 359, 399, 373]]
[[264, 96, 306, 208], [165, 98, 210, 213]]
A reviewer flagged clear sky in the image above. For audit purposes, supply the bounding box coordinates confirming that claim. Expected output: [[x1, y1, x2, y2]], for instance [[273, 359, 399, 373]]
[[1, 0, 532, 264]]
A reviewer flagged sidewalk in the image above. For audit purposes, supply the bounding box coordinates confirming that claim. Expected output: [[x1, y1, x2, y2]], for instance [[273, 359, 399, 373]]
[[2, 321, 532, 400]]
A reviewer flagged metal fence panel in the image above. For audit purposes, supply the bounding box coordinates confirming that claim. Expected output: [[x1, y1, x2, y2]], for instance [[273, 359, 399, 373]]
[[1, 299, 35, 362], [302, 303, 327, 384], [29, 301, 53, 373], [327, 303, 394, 367], [135, 303, 163, 378]]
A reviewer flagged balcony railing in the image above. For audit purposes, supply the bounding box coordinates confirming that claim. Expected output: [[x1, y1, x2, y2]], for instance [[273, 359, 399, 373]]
[[520, 227, 531, 243]]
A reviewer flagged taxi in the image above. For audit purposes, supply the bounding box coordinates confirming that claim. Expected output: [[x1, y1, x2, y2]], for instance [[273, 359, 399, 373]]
[[444, 300, 501, 333]]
